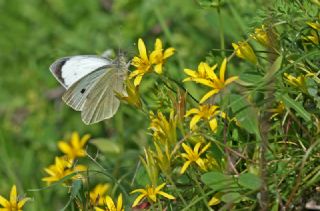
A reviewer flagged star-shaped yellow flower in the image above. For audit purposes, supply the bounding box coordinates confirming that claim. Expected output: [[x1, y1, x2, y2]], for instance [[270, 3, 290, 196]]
[[94, 194, 124, 211], [150, 38, 175, 74], [130, 39, 153, 86], [183, 62, 217, 82], [183, 58, 238, 103], [130, 183, 175, 207], [90, 183, 110, 206], [130, 38, 175, 86], [42, 156, 87, 185], [58, 132, 90, 161], [185, 104, 225, 132], [0, 185, 30, 211], [180, 142, 211, 174]]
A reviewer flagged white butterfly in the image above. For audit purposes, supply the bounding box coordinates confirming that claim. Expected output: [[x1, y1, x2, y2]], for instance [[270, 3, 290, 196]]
[[50, 53, 129, 125]]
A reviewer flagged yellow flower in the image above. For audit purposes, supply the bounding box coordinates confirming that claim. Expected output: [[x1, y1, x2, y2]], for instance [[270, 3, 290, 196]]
[[42, 156, 87, 185], [305, 30, 319, 45], [58, 132, 90, 160], [183, 62, 216, 82], [268, 101, 285, 119], [185, 104, 225, 132], [303, 22, 320, 45], [94, 194, 124, 211], [208, 192, 223, 206], [180, 142, 211, 174], [232, 41, 258, 64], [307, 21, 320, 30], [150, 38, 175, 74], [129, 38, 152, 86], [130, 183, 175, 207], [149, 110, 177, 145], [0, 185, 30, 211], [90, 184, 110, 206], [130, 38, 174, 86], [251, 25, 271, 47], [115, 79, 142, 108], [183, 58, 238, 103], [284, 73, 307, 93]]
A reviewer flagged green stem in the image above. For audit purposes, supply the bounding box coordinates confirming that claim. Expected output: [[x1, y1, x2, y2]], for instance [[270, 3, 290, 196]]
[[153, 7, 185, 70], [217, 0, 225, 57], [190, 171, 212, 210], [165, 174, 188, 206]]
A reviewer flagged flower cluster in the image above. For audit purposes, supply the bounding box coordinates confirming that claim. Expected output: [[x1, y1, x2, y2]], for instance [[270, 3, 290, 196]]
[[129, 38, 175, 86]]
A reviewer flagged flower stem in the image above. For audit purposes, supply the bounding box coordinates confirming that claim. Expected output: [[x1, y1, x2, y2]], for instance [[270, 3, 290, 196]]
[[217, 0, 225, 57], [165, 174, 188, 206], [190, 171, 212, 210]]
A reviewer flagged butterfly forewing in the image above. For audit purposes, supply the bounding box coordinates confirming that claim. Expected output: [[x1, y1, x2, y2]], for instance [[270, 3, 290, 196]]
[[50, 56, 111, 88], [81, 67, 127, 125]]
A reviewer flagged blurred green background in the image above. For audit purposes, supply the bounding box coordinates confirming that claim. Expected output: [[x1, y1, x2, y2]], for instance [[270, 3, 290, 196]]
[[0, 0, 266, 209]]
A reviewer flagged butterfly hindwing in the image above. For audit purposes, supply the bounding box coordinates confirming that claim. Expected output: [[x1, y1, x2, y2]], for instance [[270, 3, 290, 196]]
[[50, 56, 111, 88], [81, 67, 127, 125], [61, 67, 107, 111]]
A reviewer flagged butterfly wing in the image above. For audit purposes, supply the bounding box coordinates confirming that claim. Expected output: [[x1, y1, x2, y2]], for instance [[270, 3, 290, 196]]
[[62, 68, 107, 111], [81, 67, 127, 125], [50, 55, 111, 88]]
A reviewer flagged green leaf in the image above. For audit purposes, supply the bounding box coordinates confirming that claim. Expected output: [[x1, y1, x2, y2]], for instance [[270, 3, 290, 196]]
[[201, 171, 238, 191], [90, 138, 121, 154], [229, 94, 260, 136], [221, 192, 241, 203], [263, 55, 283, 81], [70, 180, 82, 198], [275, 93, 311, 122], [238, 173, 261, 190]]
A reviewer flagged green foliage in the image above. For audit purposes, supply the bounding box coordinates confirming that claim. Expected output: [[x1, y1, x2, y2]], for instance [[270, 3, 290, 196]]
[[0, 0, 319, 210]]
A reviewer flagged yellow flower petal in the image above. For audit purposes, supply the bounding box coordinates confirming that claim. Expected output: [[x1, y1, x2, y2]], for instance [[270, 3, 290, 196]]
[[80, 134, 90, 146], [58, 141, 71, 155], [154, 63, 163, 74], [180, 160, 191, 174], [155, 183, 166, 192], [157, 191, 175, 200], [225, 76, 239, 85], [117, 194, 123, 211], [190, 115, 201, 129], [18, 197, 30, 209], [0, 195, 9, 207], [208, 193, 222, 206], [183, 69, 197, 78], [194, 142, 202, 154], [105, 195, 116, 210], [163, 47, 175, 59], [181, 143, 193, 155], [154, 38, 163, 51], [10, 185, 17, 204], [138, 38, 148, 61], [132, 193, 146, 207], [209, 118, 218, 132], [133, 75, 143, 86], [199, 89, 219, 104], [185, 108, 199, 117], [130, 188, 146, 194], [219, 58, 227, 83]]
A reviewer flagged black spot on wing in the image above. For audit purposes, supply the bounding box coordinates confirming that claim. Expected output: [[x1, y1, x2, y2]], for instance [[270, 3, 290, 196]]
[[81, 88, 86, 94]]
